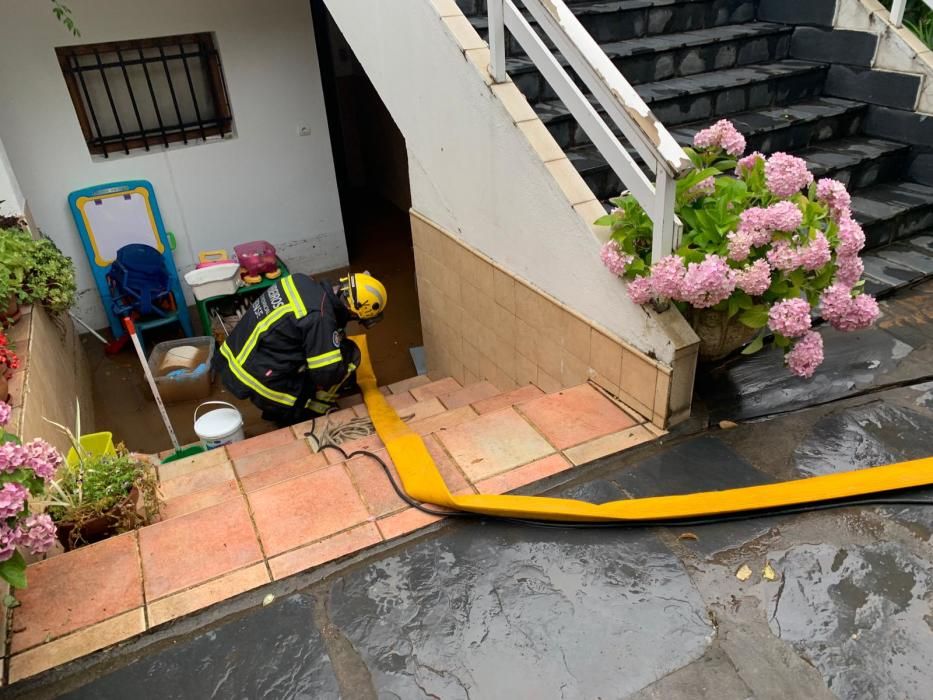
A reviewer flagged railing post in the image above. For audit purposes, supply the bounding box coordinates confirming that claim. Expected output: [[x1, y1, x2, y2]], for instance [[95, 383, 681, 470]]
[[488, 0, 507, 83], [651, 171, 677, 264], [890, 0, 907, 26]]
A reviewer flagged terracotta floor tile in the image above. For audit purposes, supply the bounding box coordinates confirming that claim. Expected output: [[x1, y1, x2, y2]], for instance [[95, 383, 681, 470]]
[[147, 564, 270, 627], [388, 375, 432, 394], [475, 454, 573, 494], [248, 464, 370, 557], [408, 405, 478, 437], [518, 384, 636, 450], [158, 447, 229, 482], [439, 381, 500, 410], [337, 393, 365, 409], [410, 377, 462, 402], [9, 609, 146, 683], [225, 427, 296, 460], [158, 462, 236, 501], [12, 533, 143, 653], [160, 480, 242, 520], [233, 439, 311, 477], [139, 499, 263, 601], [400, 398, 446, 423], [268, 523, 382, 580], [563, 425, 656, 465], [240, 453, 330, 492], [376, 508, 443, 540], [322, 432, 386, 464], [423, 434, 473, 494], [346, 450, 408, 517], [353, 391, 417, 418], [437, 408, 555, 481], [472, 384, 543, 414]]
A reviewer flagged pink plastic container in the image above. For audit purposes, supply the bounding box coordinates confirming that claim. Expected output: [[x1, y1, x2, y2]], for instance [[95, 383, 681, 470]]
[[234, 241, 278, 277]]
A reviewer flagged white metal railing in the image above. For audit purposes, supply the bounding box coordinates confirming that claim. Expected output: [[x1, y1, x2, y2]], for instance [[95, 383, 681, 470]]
[[487, 0, 692, 263], [890, 0, 933, 28]]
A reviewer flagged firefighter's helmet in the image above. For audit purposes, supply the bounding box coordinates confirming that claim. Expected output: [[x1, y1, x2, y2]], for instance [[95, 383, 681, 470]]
[[340, 272, 387, 326]]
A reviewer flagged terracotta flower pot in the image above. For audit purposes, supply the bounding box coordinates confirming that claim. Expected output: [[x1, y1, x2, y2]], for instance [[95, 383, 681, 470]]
[[55, 487, 140, 551], [1, 297, 20, 328], [688, 308, 758, 362], [0, 373, 8, 403]]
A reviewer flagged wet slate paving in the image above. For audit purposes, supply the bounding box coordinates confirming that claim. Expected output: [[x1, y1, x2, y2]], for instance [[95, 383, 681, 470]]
[[609, 437, 781, 556], [326, 523, 712, 700], [62, 595, 340, 700], [765, 541, 933, 700]]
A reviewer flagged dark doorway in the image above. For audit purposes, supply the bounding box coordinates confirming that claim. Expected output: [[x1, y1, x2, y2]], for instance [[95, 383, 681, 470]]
[[311, 0, 422, 386]]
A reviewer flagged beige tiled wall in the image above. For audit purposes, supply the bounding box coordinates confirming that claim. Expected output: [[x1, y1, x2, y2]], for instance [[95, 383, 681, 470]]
[[411, 211, 696, 428]]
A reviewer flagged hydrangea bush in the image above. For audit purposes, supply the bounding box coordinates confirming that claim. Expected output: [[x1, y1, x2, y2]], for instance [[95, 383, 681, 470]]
[[0, 401, 59, 588], [598, 119, 879, 377]]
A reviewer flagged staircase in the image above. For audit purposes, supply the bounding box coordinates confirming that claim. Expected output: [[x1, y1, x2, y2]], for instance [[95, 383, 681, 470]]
[[462, 0, 933, 297]]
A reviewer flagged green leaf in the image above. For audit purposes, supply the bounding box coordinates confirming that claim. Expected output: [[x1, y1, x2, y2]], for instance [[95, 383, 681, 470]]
[[0, 551, 28, 589], [740, 335, 765, 355], [594, 215, 614, 227], [738, 307, 770, 329], [773, 333, 791, 349], [3, 593, 20, 609]]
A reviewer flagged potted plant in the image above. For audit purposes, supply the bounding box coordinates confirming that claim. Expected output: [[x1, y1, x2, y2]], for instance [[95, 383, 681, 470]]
[[0, 227, 77, 320], [44, 410, 159, 550], [0, 329, 19, 401], [0, 400, 59, 590], [598, 119, 878, 376], [0, 228, 33, 324]]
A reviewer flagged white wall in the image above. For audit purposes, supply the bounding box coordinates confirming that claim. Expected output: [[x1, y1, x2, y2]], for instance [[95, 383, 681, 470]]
[[0, 137, 24, 216], [0, 0, 347, 329], [324, 0, 691, 364]]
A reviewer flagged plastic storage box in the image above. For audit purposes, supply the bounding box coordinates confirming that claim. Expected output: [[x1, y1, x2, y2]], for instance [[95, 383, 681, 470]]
[[184, 263, 242, 301], [234, 240, 278, 278], [148, 336, 215, 404]]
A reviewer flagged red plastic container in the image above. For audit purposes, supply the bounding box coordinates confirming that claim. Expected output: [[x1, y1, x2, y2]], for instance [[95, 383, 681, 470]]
[[234, 241, 278, 277]]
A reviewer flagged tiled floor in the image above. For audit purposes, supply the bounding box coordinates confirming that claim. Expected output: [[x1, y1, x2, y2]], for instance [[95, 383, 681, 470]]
[[8, 376, 661, 683]]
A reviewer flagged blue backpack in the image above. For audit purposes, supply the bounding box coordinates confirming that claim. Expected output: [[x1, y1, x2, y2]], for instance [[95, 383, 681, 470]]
[[107, 244, 175, 318]]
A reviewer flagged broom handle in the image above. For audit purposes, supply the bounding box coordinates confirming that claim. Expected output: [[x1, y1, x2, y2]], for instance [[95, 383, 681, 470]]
[[124, 318, 181, 451]]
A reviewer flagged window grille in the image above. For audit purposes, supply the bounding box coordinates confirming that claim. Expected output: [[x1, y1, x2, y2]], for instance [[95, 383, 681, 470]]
[[56, 33, 233, 158]]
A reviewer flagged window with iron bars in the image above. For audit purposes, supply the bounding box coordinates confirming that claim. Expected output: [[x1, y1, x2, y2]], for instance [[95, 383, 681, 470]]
[[56, 33, 233, 158]]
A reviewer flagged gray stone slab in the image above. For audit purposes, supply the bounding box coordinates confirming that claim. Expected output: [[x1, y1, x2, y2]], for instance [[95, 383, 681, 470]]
[[825, 64, 921, 111], [610, 437, 780, 556], [875, 244, 933, 275], [767, 541, 933, 699], [790, 27, 877, 66], [862, 253, 926, 288], [326, 524, 712, 699], [62, 594, 340, 700]]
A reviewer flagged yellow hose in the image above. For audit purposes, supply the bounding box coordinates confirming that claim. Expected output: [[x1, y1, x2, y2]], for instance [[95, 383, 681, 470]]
[[352, 335, 933, 522]]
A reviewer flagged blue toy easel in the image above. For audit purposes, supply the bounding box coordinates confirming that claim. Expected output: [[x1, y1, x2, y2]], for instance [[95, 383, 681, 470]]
[[68, 180, 193, 346]]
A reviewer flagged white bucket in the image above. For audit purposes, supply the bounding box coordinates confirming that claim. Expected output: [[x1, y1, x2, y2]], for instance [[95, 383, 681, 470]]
[[194, 401, 245, 450]]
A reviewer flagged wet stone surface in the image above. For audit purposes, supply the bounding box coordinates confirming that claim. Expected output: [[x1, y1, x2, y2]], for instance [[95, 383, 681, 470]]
[[326, 523, 712, 699], [62, 595, 339, 700], [766, 541, 933, 700]]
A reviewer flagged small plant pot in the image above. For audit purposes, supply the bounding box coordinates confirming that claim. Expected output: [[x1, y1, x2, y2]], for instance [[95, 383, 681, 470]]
[[0, 372, 8, 403], [1, 297, 20, 328], [688, 308, 758, 362], [55, 487, 140, 551]]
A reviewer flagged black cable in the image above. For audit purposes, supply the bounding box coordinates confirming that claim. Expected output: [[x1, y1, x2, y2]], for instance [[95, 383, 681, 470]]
[[306, 423, 933, 530]]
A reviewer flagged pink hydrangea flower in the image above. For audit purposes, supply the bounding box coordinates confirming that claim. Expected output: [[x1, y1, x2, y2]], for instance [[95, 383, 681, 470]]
[[835, 216, 866, 258], [834, 254, 864, 288], [693, 119, 746, 156], [736, 151, 764, 175], [796, 232, 832, 271], [16, 514, 56, 556], [0, 523, 17, 562], [0, 482, 28, 519], [739, 207, 773, 245], [768, 298, 812, 338], [726, 229, 754, 262], [21, 439, 61, 481], [766, 201, 803, 232], [649, 255, 686, 299], [766, 240, 798, 272], [627, 276, 653, 305], [765, 152, 813, 198], [816, 178, 851, 220], [734, 259, 772, 296], [786, 331, 824, 378], [685, 176, 715, 201], [600, 240, 632, 276], [679, 255, 736, 308], [0, 401, 10, 427], [820, 284, 880, 332], [0, 442, 28, 473]]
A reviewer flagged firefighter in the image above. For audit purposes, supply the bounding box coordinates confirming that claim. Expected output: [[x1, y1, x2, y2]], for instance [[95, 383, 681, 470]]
[[213, 272, 387, 426]]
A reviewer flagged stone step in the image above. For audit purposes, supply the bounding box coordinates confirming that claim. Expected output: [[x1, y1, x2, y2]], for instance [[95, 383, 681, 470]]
[[859, 233, 933, 297], [468, 0, 757, 52], [536, 60, 829, 150], [510, 22, 793, 103], [797, 136, 911, 192], [852, 181, 933, 249]]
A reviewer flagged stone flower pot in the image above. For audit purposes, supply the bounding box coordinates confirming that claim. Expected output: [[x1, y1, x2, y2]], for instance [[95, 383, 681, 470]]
[[687, 308, 758, 362]]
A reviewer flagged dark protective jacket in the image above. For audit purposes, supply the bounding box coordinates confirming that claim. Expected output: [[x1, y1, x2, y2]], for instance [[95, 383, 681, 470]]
[[213, 274, 359, 420]]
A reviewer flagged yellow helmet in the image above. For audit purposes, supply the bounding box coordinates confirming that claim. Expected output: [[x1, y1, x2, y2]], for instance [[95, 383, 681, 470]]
[[340, 272, 387, 324]]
